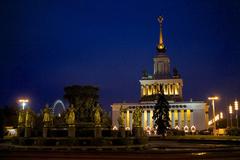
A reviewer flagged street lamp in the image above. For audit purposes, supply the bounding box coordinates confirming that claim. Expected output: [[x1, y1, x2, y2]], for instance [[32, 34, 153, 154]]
[[234, 99, 238, 128], [18, 98, 29, 110], [208, 96, 219, 136], [220, 112, 223, 119], [229, 104, 233, 128]]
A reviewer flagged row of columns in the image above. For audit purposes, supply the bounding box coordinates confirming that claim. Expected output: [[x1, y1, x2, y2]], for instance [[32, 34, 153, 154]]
[[171, 110, 194, 128], [122, 109, 194, 130], [141, 83, 182, 97]]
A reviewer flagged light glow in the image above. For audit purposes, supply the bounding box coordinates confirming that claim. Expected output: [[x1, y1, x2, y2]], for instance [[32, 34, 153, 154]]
[[18, 98, 29, 110], [125, 127, 130, 131], [220, 112, 223, 119], [208, 120, 213, 126], [208, 112, 223, 125], [229, 105, 233, 114], [184, 126, 189, 133], [174, 125, 180, 130], [208, 96, 219, 100], [234, 100, 238, 111], [112, 125, 118, 131], [191, 125, 196, 133]]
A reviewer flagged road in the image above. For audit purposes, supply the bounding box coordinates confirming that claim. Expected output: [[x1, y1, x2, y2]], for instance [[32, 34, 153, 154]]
[[1, 150, 240, 160]]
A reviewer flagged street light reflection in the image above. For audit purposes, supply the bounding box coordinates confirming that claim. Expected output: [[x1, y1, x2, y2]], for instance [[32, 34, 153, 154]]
[[192, 152, 207, 156]]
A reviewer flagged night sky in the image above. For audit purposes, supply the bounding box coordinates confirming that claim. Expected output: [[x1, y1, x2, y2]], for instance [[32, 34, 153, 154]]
[[1, 0, 240, 115]]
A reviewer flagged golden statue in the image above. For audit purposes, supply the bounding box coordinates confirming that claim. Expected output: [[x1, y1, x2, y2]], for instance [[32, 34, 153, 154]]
[[133, 107, 143, 127], [18, 109, 25, 127], [43, 104, 52, 127], [94, 104, 101, 126], [65, 104, 75, 126], [25, 108, 33, 128], [117, 106, 125, 127]]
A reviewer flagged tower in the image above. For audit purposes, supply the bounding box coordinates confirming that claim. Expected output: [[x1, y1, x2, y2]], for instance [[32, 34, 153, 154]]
[[153, 16, 170, 79], [111, 16, 209, 132], [140, 16, 183, 101]]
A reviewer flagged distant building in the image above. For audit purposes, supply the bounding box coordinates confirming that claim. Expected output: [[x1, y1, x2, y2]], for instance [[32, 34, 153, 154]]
[[111, 17, 209, 133]]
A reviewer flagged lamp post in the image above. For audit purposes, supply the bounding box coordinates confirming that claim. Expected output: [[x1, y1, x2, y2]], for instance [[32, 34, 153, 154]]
[[229, 104, 233, 128], [208, 96, 219, 136], [18, 98, 29, 110], [234, 100, 238, 128]]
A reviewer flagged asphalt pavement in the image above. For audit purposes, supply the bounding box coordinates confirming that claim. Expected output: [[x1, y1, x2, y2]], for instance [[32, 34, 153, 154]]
[[1, 150, 240, 160]]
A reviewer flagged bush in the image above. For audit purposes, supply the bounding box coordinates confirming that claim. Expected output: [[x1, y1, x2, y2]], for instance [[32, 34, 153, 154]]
[[226, 128, 240, 136], [198, 129, 211, 135], [76, 129, 94, 137], [102, 130, 111, 137], [111, 130, 118, 137], [92, 138, 107, 146], [112, 138, 129, 145], [133, 137, 148, 145], [167, 129, 185, 136], [11, 137, 19, 145]]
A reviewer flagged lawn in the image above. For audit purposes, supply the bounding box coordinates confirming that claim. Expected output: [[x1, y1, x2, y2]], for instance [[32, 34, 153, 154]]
[[165, 135, 240, 140]]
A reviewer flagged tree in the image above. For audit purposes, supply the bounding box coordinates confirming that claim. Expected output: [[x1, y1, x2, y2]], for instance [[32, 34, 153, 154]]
[[101, 111, 112, 128], [153, 85, 170, 136], [0, 104, 18, 138]]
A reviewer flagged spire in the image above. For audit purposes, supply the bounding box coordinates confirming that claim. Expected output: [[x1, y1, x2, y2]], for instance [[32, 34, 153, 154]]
[[157, 16, 166, 53]]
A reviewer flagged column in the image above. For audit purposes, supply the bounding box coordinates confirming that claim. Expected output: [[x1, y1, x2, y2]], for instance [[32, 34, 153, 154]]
[[130, 111, 133, 131], [152, 85, 155, 95], [149, 85, 152, 95], [142, 111, 144, 128], [157, 84, 160, 93], [143, 86, 147, 96], [190, 110, 194, 126], [164, 84, 167, 95], [141, 85, 144, 96], [167, 84, 170, 95], [175, 83, 179, 95], [184, 110, 187, 126], [178, 110, 181, 128], [169, 84, 171, 95], [156, 84, 158, 94], [179, 84, 183, 97], [126, 110, 130, 128], [205, 111, 209, 129], [124, 111, 127, 127], [150, 110, 154, 129], [171, 110, 175, 128], [172, 84, 175, 96], [146, 85, 149, 96], [144, 110, 147, 128]]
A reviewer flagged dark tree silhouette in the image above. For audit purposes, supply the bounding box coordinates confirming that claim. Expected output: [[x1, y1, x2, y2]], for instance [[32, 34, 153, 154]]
[[153, 85, 170, 136], [0, 104, 18, 137]]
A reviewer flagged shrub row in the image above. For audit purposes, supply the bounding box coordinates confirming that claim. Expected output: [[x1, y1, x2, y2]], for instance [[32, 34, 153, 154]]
[[11, 137, 148, 146]]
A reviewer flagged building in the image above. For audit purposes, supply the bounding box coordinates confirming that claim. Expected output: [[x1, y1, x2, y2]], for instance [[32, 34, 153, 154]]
[[111, 16, 209, 133]]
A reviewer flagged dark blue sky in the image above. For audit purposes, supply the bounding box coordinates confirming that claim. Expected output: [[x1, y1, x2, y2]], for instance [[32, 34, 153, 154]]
[[0, 0, 240, 114]]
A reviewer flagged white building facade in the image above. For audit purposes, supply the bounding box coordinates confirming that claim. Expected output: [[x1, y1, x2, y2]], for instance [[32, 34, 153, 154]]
[[111, 17, 209, 133]]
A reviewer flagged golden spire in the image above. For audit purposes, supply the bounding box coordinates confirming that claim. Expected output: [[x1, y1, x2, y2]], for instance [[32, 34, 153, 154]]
[[157, 16, 165, 52]]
